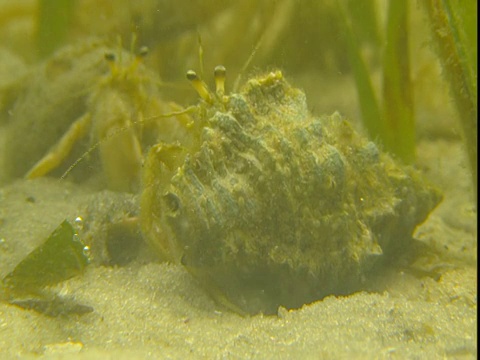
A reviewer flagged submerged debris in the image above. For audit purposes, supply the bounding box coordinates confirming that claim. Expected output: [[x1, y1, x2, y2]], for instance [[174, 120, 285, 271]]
[[1, 220, 92, 316]]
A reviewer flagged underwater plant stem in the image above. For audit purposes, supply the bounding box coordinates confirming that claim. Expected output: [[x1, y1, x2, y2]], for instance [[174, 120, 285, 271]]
[[37, 0, 75, 58], [422, 0, 477, 198], [339, 3, 384, 142], [346, 0, 380, 48], [382, 0, 415, 164], [340, 1, 416, 164]]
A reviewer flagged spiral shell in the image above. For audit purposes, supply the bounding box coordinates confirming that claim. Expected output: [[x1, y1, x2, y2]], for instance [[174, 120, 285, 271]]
[[141, 70, 441, 314]]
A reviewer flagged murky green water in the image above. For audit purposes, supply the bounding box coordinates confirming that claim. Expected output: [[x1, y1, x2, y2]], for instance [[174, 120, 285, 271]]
[[0, 1, 476, 358]]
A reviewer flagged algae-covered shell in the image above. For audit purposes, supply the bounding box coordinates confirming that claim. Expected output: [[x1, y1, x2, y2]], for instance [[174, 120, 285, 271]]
[[141, 71, 441, 315]]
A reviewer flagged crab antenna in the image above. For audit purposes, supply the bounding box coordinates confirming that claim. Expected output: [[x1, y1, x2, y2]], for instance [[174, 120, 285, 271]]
[[129, 33, 137, 55], [131, 45, 149, 72], [187, 70, 212, 103], [233, 33, 264, 92], [214, 65, 226, 97], [197, 32, 205, 79], [116, 35, 124, 65]]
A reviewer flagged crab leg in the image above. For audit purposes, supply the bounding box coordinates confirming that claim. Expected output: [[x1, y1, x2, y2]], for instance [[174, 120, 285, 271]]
[[25, 113, 92, 179]]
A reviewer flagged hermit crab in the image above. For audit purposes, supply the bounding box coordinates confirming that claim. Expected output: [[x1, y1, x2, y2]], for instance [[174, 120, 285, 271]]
[[3, 39, 189, 192], [141, 67, 442, 315]]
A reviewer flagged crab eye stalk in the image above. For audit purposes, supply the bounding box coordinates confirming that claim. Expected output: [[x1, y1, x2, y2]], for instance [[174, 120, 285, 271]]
[[104, 52, 116, 62], [131, 46, 149, 71], [187, 70, 213, 103], [138, 46, 149, 58], [214, 65, 226, 97], [104, 52, 120, 75]]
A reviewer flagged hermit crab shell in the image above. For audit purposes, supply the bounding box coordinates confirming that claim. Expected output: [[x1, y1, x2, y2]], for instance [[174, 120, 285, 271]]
[[141, 71, 441, 315]]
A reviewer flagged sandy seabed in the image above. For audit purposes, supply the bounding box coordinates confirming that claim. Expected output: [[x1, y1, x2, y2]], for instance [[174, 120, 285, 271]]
[[0, 125, 476, 359]]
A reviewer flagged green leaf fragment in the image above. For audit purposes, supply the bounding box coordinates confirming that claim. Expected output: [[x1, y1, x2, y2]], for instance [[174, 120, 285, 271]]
[[2, 220, 89, 294]]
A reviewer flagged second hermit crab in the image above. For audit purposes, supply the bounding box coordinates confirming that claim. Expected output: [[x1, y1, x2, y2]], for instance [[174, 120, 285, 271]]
[[3, 39, 189, 192]]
